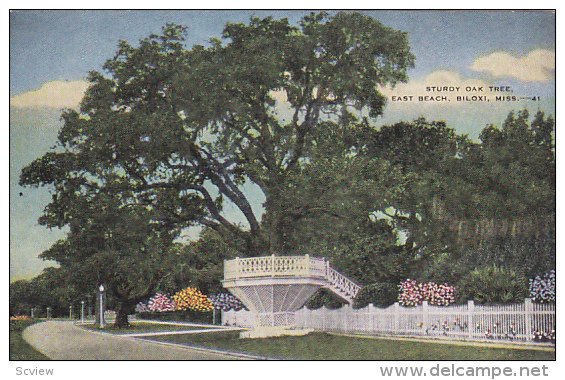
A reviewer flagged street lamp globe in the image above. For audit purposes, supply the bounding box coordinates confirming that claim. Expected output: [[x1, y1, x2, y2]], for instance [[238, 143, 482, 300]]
[[99, 284, 105, 292]]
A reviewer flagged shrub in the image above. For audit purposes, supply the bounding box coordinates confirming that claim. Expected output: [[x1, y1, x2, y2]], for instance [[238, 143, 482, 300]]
[[172, 287, 214, 312], [529, 270, 555, 303], [147, 292, 176, 312], [305, 288, 346, 309], [209, 292, 245, 311], [398, 279, 456, 306], [9, 315, 31, 321], [457, 266, 527, 304], [353, 283, 397, 309]]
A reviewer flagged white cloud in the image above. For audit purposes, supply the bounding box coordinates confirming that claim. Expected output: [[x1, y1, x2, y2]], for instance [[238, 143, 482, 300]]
[[471, 49, 555, 82], [10, 80, 89, 109]]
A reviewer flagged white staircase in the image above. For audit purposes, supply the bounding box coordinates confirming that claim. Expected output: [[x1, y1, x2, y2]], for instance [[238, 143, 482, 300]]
[[324, 266, 361, 303]]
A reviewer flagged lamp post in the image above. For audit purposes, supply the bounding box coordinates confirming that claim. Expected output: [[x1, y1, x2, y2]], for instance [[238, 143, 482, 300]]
[[69, 305, 73, 320], [81, 301, 85, 324], [30, 307, 35, 319], [46, 307, 51, 319], [99, 285, 105, 328]]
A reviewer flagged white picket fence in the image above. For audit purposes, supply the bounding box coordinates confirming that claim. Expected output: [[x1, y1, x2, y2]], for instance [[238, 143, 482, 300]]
[[222, 299, 555, 343]]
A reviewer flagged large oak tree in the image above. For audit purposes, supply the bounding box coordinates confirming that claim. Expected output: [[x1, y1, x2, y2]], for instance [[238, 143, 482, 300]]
[[20, 12, 415, 325], [22, 12, 415, 252]]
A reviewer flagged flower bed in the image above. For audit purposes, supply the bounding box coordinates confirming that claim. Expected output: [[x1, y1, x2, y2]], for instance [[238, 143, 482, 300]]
[[398, 279, 456, 306], [529, 270, 555, 304], [173, 287, 213, 312]]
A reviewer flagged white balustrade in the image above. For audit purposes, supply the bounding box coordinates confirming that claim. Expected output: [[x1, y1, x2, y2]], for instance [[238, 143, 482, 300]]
[[224, 255, 361, 301], [327, 267, 361, 298], [225, 255, 330, 280]]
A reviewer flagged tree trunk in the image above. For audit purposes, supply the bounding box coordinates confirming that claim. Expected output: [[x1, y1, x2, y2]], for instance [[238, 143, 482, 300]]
[[114, 302, 133, 328], [269, 218, 286, 255], [262, 184, 295, 255]]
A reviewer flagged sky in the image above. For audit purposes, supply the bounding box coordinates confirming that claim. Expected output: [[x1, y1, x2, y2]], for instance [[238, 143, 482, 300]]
[[9, 10, 556, 281]]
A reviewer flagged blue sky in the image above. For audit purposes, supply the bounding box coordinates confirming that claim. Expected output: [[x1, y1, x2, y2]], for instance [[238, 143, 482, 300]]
[[10, 10, 555, 95], [9, 10, 556, 280]]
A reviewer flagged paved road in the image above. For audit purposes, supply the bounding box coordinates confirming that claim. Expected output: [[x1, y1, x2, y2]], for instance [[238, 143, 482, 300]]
[[23, 321, 247, 360]]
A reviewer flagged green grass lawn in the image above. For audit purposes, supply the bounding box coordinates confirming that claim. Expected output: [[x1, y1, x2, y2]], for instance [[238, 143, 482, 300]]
[[10, 320, 50, 360], [81, 321, 214, 334], [146, 331, 555, 360]]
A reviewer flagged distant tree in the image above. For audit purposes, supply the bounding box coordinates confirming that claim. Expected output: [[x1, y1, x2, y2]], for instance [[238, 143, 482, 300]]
[[472, 110, 555, 236], [10, 268, 80, 317], [33, 189, 187, 327], [9, 280, 36, 316], [352, 111, 554, 283]]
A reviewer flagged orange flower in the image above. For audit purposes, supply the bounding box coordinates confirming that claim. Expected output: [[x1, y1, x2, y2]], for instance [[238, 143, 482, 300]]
[[173, 287, 213, 312]]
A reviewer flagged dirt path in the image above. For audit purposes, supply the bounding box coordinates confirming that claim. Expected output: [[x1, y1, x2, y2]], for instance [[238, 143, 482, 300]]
[[22, 321, 248, 360]]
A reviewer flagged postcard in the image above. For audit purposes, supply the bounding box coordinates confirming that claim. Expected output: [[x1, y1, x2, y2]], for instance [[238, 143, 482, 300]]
[[9, 9, 555, 365]]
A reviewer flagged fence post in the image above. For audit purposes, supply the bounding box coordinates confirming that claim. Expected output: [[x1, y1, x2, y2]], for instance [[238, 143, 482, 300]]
[[524, 298, 533, 339], [342, 305, 348, 332], [467, 300, 474, 339], [393, 302, 400, 335], [422, 301, 429, 335], [368, 303, 375, 333]]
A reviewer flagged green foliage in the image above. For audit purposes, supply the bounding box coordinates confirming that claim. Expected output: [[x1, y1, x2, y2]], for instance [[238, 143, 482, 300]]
[[21, 13, 415, 259], [10, 268, 87, 318], [456, 266, 528, 304], [351, 112, 554, 286], [353, 282, 398, 309], [161, 229, 246, 295], [473, 110, 555, 221], [305, 289, 346, 309], [10, 280, 35, 316]]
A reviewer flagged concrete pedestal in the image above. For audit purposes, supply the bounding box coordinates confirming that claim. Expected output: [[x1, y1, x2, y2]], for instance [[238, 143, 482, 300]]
[[240, 326, 314, 339]]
